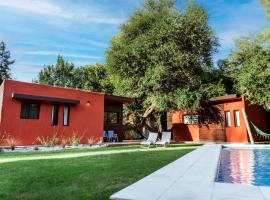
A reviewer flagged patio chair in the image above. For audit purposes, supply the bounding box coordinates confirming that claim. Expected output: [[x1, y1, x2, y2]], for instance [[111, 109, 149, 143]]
[[108, 130, 114, 142], [140, 132, 158, 147], [155, 132, 171, 147], [103, 131, 108, 142]]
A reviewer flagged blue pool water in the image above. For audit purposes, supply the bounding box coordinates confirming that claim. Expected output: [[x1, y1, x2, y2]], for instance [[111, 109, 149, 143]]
[[216, 148, 270, 186]]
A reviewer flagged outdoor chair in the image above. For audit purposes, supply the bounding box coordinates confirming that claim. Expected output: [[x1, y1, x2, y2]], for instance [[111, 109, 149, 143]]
[[108, 130, 115, 142], [140, 132, 158, 147], [155, 132, 171, 147], [103, 131, 108, 142]]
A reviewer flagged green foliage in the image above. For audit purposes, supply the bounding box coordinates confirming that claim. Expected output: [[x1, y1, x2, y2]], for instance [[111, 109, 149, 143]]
[[106, 0, 224, 131], [73, 63, 114, 94], [0, 41, 14, 84], [36, 55, 75, 87], [225, 33, 270, 110], [261, 0, 270, 19], [35, 56, 114, 94]]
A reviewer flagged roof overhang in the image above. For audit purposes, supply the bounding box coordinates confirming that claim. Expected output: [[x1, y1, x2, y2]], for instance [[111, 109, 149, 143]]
[[12, 93, 80, 105], [104, 94, 133, 104], [205, 94, 242, 104]]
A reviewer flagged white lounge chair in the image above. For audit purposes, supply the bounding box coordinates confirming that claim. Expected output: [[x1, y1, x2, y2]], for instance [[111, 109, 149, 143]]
[[140, 132, 158, 147], [155, 132, 171, 147]]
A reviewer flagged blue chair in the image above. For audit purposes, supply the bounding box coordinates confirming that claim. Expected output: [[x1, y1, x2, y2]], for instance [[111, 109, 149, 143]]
[[108, 130, 114, 142], [103, 131, 108, 142]]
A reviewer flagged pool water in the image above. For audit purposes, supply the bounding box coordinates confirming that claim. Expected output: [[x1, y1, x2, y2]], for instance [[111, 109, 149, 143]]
[[216, 148, 270, 186]]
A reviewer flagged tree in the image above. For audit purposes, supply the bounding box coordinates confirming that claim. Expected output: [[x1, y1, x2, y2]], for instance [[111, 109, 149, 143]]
[[261, 0, 270, 19], [224, 33, 270, 110], [0, 41, 14, 84], [73, 64, 114, 94], [36, 55, 75, 88], [106, 0, 225, 133], [35, 56, 114, 94]]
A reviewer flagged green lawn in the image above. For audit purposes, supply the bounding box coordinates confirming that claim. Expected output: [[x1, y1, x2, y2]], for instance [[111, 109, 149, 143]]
[[0, 146, 196, 200]]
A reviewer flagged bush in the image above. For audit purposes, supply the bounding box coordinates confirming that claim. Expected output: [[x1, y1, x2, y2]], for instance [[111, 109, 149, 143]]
[[87, 137, 95, 146], [36, 133, 59, 147], [5, 135, 20, 150], [60, 137, 69, 148], [97, 137, 103, 146], [69, 132, 82, 146]]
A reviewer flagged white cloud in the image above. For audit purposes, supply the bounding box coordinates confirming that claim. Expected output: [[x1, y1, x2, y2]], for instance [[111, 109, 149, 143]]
[[0, 0, 125, 25], [24, 50, 103, 59]]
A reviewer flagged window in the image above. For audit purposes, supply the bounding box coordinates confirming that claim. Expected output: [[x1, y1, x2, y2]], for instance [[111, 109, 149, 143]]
[[51, 104, 59, 126], [183, 115, 199, 125], [63, 105, 70, 126], [225, 111, 231, 127], [104, 112, 119, 124], [20, 102, 40, 119], [234, 110, 240, 127]]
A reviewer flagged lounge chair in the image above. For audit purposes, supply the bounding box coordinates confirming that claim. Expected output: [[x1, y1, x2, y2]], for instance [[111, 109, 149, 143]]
[[155, 132, 171, 147], [140, 132, 158, 147]]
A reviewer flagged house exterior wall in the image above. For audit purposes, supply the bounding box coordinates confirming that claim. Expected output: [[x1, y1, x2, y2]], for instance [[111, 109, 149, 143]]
[[171, 110, 199, 142], [170, 96, 269, 143], [0, 80, 105, 145]]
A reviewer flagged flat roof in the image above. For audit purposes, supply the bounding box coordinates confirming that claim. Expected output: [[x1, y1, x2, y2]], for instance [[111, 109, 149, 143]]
[[12, 93, 80, 105], [104, 94, 133, 103], [206, 94, 242, 104]]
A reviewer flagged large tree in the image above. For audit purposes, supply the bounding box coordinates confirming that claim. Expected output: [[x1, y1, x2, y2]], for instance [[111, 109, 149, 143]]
[[35, 56, 113, 94], [106, 0, 225, 132], [36, 55, 75, 87], [0, 41, 14, 84], [73, 63, 114, 94], [225, 33, 270, 110]]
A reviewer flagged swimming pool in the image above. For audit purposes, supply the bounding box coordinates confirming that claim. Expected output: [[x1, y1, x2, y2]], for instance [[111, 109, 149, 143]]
[[216, 147, 270, 186]]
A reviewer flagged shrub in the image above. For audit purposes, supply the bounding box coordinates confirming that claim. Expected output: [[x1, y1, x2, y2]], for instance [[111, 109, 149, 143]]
[[5, 136, 19, 150], [87, 137, 95, 146], [36, 133, 59, 147], [0, 131, 7, 146], [97, 137, 103, 146], [69, 132, 82, 146], [60, 137, 69, 148]]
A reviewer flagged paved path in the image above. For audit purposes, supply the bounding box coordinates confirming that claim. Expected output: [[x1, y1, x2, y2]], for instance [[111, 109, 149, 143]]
[[0, 146, 196, 164]]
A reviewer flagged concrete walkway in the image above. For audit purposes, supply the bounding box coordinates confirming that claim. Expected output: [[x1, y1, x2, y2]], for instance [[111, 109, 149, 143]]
[[110, 145, 270, 200], [0, 146, 196, 164]]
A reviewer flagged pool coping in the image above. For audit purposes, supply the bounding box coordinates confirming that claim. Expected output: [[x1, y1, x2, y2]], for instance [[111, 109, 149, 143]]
[[110, 144, 270, 200]]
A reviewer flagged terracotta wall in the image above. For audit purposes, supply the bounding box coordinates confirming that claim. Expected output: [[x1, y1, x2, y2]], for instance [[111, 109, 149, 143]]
[[223, 97, 248, 143], [0, 80, 105, 145], [171, 110, 199, 142]]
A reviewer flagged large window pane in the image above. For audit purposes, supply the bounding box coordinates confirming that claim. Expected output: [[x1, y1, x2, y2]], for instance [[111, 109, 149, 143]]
[[225, 111, 231, 127], [234, 110, 240, 127], [20, 102, 40, 119], [63, 105, 70, 126], [104, 112, 119, 124], [51, 104, 59, 126]]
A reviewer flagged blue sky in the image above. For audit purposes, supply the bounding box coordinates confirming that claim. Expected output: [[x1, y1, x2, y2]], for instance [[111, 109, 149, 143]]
[[0, 0, 269, 82]]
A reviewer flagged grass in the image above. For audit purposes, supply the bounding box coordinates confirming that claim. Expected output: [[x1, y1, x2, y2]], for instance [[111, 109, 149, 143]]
[[0, 145, 195, 200], [0, 143, 201, 158]]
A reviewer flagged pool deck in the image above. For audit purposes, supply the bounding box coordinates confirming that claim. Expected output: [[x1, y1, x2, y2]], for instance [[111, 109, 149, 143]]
[[110, 144, 270, 200]]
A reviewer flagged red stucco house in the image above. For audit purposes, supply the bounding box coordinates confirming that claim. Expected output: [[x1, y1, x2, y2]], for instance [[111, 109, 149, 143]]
[[169, 95, 270, 143], [0, 80, 132, 145]]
